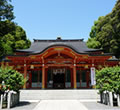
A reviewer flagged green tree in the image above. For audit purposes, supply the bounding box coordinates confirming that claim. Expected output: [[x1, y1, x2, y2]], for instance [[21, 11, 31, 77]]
[[0, 65, 25, 92], [96, 66, 120, 94], [0, 0, 15, 21], [0, 0, 31, 57], [87, 0, 120, 58], [0, 20, 31, 57]]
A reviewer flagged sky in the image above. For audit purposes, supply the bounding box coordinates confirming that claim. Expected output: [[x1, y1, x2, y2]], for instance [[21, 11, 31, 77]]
[[12, 0, 116, 41]]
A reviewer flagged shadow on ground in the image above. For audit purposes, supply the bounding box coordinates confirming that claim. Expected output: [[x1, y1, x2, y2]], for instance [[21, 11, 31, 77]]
[[8, 101, 38, 110], [16, 101, 31, 107]]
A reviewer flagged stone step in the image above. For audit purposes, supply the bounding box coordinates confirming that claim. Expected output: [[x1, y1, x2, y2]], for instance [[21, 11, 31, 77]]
[[20, 89, 100, 100]]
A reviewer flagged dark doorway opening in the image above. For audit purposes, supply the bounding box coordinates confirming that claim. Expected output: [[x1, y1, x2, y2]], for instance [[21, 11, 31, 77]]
[[53, 73, 65, 89]]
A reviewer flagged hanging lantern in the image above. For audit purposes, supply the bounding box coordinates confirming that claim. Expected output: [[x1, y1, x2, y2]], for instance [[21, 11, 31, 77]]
[[30, 65, 34, 69], [85, 65, 88, 69], [16, 65, 21, 69], [98, 65, 102, 69], [53, 69, 57, 75]]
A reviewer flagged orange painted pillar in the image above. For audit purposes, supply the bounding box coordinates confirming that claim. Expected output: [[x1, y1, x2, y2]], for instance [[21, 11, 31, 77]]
[[23, 64, 27, 89], [73, 64, 77, 89], [42, 64, 45, 89]]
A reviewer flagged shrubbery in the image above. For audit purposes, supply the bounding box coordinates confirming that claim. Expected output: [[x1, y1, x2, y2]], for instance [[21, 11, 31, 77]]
[[0, 65, 25, 92], [96, 66, 120, 94]]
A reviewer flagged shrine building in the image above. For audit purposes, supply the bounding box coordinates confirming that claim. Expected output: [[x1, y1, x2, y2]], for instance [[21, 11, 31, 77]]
[[1, 37, 119, 89]]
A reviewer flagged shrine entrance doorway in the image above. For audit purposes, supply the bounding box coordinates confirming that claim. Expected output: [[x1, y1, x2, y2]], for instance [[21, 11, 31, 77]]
[[53, 68, 65, 89], [47, 67, 72, 89]]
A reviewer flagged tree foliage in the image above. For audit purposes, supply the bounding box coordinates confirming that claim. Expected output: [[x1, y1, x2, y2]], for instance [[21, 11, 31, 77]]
[[0, 0, 31, 57], [0, 0, 14, 21], [0, 20, 31, 57], [87, 0, 120, 58], [96, 66, 120, 94], [0, 65, 25, 92]]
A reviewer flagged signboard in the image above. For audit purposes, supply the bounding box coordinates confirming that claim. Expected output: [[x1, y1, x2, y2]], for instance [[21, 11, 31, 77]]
[[54, 48, 64, 51], [53, 68, 65, 75], [90, 67, 96, 85]]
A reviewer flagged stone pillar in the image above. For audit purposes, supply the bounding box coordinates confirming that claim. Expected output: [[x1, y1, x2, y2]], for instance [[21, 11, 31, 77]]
[[7, 92, 11, 109], [0, 95, 3, 109], [73, 64, 77, 89], [42, 64, 45, 89], [117, 94, 120, 107], [23, 64, 27, 89], [109, 92, 113, 106]]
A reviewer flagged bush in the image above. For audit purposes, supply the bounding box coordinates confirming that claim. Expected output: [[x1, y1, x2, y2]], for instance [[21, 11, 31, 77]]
[[96, 66, 120, 94], [0, 65, 25, 92]]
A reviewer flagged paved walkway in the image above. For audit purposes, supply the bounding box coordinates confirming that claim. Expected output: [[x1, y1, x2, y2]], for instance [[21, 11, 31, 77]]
[[33, 100, 88, 110], [0, 101, 38, 110], [1, 100, 120, 110]]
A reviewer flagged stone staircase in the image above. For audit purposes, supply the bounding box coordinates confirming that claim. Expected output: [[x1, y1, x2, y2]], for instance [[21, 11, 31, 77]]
[[20, 89, 100, 100]]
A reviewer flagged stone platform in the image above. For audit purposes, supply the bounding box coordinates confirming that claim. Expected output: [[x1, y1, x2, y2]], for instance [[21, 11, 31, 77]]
[[20, 89, 99, 101]]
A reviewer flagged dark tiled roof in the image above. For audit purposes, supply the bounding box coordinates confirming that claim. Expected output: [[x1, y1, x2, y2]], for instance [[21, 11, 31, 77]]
[[16, 38, 100, 54], [90, 53, 113, 56]]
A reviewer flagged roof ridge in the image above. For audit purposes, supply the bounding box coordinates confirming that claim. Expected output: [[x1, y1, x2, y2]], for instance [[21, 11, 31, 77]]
[[33, 38, 84, 42]]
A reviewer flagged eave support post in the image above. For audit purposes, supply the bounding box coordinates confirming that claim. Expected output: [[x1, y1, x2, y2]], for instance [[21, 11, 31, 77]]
[[73, 62, 77, 89], [42, 58, 45, 89], [23, 63, 27, 89]]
